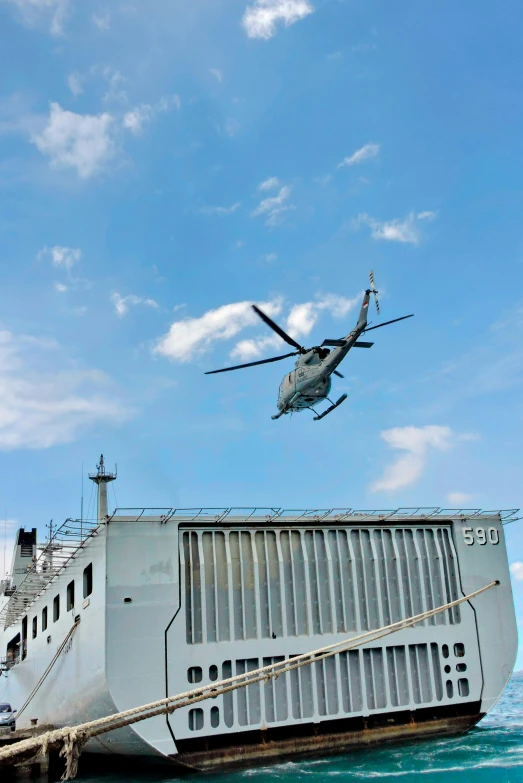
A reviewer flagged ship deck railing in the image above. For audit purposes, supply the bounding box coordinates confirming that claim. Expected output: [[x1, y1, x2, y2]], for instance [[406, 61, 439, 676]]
[[108, 506, 521, 524], [0, 517, 99, 630]]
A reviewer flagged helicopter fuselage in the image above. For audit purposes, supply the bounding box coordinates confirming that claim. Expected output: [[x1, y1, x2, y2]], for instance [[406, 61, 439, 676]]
[[276, 319, 365, 414]]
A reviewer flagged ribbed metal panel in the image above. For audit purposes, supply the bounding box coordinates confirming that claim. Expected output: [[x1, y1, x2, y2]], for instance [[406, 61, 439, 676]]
[[191, 643, 444, 731], [182, 526, 461, 645]]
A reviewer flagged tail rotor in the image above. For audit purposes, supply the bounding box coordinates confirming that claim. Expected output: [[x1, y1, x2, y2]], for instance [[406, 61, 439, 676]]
[[369, 270, 380, 315]]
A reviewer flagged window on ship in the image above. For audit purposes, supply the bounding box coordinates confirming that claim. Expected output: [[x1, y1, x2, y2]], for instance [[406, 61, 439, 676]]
[[42, 607, 48, 632], [53, 595, 60, 623], [32, 616, 37, 639], [83, 564, 93, 598], [6, 634, 20, 667], [67, 580, 75, 611], [21, 616, 28, 660]]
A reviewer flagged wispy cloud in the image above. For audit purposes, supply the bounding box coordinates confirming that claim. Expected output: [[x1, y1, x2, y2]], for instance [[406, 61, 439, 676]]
[[510, 563, 523, 581], [123, 94, 181, 136], [54, 282, 68, 293], [200, 202, 241, 216], [39, 244, 81, 271], [252, 184, 294, 226], [351, 211, 437, 245], [31, 103, 116, 179], [338, 143, 380, 168], [231, 293, 359, 360], [258, 176, 280, 191], [4, 0, 69, 35], [92, 9, 110, 31], [371, 425, 476, 492], [111, 293, 159, 318], [67, 72, 84, 97], [210, 68, 223, 83], [242, 0, 314, 40], [154, 299, 283, 362], [0, 329, 129, 450]]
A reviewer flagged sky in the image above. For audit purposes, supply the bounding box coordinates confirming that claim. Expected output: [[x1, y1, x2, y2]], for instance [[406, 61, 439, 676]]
[[0, 0, 522, 668]]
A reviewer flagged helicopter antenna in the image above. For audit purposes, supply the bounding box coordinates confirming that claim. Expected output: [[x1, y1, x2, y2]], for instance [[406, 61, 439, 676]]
[[369, 270, 380, 315]]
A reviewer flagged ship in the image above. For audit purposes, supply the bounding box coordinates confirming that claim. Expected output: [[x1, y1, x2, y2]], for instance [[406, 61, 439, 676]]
[[0, 457, 518, 771]]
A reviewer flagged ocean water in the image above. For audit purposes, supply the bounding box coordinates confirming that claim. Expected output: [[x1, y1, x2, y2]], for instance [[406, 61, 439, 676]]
[[81, 672, 523, 783]]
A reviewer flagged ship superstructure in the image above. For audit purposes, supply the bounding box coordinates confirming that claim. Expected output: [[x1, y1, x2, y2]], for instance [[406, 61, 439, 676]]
[[0, 463, 518, 770]]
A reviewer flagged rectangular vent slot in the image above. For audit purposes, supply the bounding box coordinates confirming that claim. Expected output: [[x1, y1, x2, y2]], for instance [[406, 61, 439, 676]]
[[182, 526, 461, 644], [213, 645, 447, 729]]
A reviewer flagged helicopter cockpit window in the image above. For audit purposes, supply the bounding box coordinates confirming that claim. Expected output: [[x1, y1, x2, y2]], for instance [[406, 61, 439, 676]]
[[287, 374, 292, 386]]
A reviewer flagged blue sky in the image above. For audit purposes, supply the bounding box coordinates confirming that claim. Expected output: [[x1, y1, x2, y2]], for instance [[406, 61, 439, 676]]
[[0, 0, 522, 667]]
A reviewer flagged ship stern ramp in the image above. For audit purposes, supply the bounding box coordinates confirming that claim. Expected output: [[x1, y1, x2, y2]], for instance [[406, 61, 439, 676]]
[[153, 509, 517, 770]]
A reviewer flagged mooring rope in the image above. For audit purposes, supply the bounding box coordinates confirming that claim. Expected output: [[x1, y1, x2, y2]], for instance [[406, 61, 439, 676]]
[[16, 620, 80, 721], [0, 580, 498, 780]]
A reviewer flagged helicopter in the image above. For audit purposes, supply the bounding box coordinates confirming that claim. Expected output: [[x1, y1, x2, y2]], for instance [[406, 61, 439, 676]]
[[206, 272, 413, 421]]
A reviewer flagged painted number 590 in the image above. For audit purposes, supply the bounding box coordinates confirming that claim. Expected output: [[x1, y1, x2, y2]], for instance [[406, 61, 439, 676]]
[[463, 526, 499, 546]]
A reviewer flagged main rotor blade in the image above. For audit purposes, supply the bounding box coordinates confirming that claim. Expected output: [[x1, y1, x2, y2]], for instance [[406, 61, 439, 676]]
[[252, 305, 305, 352], [363, 314, 414, 332], [205, 351, 298, 375]]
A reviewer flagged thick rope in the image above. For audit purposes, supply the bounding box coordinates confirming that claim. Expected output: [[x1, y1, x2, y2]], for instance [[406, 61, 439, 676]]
[[16, 620, 80, 720], [0, 580, 498, 779]]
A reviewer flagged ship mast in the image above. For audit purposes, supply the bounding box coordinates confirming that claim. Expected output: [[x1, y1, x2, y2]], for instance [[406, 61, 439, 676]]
[[89, 455, 117, 522]]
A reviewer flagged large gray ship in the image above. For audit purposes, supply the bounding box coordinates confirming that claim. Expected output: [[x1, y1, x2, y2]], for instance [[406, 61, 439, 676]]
[[0, 459, 518, 771]]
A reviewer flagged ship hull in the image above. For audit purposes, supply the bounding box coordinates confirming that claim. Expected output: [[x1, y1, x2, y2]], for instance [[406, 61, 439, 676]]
[[0, 508, 518, 771]]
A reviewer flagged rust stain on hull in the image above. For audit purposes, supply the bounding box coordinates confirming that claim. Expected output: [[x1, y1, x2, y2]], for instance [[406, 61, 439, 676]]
[[174, 713, 482, 773]]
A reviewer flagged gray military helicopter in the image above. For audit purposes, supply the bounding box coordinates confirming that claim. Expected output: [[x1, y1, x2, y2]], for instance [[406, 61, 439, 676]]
[[206, 272, 413, 421]]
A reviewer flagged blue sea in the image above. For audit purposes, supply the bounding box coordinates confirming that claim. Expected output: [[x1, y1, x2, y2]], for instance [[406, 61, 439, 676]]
[[81, 672, 523, 783]]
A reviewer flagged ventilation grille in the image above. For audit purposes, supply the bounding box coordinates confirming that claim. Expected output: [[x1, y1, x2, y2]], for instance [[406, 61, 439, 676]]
[[210, 643, 444, 729], [182, 526, 461, 645]]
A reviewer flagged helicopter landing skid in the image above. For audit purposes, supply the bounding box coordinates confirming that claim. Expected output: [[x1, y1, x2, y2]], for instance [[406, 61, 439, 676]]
[[312, 393, 348, 421]]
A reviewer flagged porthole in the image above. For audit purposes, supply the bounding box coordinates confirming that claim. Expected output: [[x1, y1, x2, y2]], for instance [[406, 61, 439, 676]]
[[442, 644, 449, 659], [458, 678, 469, 697], [188, 708, 204, 731], [209, 665, 218, 681], [446, 680, 453, 698], [188, 666, 202, 683], [444, 665, 451, 674]]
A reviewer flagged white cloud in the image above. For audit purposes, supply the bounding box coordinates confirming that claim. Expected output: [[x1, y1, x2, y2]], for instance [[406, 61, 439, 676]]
[[111, 293, 159, 318], [200, 202, 241, 216], [39, 244, 81, 270], [210, 68, 223, 83], [510, 563, 523, 581], [242, 0, 314, 40], [4, 0, 69, 35], [447, 492, 474, 505], [338, 143, 380, 168], [351, 211, 436, 245], [258, 176, 280, 191], [264, 252, 278, 262], [67, 71, 84, 96], [123, 104, 153, 135], [231, 293, 359, 360], [123, 94, 181, 135], [0, 329, 129, 450], [54, 282, 67, 293], [92, 9, 110, 30], [371, 425, 454, 492], [101, 67, 127, 105], [31, 102, 115, 179], [154, 299, 283, 363], [252, 185, 294, 226]]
